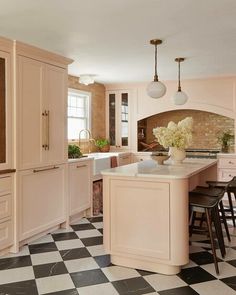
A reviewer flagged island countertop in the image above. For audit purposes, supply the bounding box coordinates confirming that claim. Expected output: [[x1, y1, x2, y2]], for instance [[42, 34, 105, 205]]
[[101, 158, 217, 179]]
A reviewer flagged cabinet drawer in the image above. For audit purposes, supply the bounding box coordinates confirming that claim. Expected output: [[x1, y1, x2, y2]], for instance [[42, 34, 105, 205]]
[[0, 176, 11, 195], [218, 169, 236, 181], [218, 157, 236, 168], [0, 220, 13, 250], [0, 194, 12, 220]]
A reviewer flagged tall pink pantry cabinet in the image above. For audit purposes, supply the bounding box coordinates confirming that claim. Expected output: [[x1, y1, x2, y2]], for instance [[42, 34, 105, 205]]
[[14, 42, 73, 250]]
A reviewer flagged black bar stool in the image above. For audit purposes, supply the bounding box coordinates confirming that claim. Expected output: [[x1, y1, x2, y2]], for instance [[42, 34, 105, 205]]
[[189, 187, 225, 275], [207, 176, 236, 227], [191, 186, 231, 242]]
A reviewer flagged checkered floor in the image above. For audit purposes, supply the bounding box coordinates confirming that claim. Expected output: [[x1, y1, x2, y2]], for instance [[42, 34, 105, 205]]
[[1, 216, 236, 295]]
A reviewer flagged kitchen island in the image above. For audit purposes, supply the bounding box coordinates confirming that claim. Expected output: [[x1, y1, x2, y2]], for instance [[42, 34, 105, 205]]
[[102, 158, 217, 275]]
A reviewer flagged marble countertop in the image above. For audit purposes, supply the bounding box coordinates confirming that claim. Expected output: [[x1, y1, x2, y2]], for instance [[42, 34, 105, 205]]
[[101, 158, 217, 179]]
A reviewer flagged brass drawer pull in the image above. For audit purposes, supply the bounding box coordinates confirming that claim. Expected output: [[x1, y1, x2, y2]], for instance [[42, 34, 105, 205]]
[[33, 166, 59, 173], [76, 165, 87, 169], [228, 161, 234, 164]]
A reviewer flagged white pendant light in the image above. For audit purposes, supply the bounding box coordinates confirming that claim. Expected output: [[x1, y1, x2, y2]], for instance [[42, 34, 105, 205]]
[[146, 39, 166, 99], [172, 58, 188, 105]]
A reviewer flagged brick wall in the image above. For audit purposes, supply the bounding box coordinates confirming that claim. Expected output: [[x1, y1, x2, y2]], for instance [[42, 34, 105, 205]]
[[144, 109, 234, 150]]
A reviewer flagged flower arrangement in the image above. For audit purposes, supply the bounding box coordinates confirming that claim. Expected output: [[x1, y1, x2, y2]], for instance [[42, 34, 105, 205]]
[[153, 117, 193, 149]]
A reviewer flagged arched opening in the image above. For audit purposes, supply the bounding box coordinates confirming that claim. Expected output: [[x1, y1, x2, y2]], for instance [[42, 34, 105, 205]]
[[137, 109, 234, 152]]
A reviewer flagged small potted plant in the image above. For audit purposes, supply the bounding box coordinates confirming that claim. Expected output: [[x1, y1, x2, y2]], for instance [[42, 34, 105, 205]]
[[68, 144, 83, 158], [95, 138, 110, 152], [218, 131, 234, 153]]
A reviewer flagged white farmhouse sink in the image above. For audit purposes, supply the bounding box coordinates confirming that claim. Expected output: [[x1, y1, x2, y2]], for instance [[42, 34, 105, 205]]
[[85, 153, 112, 180]]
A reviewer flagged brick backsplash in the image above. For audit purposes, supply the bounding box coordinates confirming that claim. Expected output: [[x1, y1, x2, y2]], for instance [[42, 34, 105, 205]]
[[144, 109, 234, 150]]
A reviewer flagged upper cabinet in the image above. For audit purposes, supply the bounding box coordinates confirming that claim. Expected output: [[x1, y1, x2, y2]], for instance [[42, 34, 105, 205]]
[[0, 37, 13, 170], [15, 42, 72, 170], [106, 90, 130, 150]]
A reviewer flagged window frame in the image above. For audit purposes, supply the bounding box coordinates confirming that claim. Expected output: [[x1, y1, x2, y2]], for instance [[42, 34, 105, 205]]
[[67, 88, 91, 140]]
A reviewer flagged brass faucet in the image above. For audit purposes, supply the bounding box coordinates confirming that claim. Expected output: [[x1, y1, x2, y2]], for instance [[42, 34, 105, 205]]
[[78, 129, 95, 153]]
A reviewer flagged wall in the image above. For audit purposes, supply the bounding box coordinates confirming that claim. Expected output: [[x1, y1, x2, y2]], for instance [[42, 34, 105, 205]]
[[68, 75, 106, 151], [106, 76, 236, 152], [144, 110, 234, 150]]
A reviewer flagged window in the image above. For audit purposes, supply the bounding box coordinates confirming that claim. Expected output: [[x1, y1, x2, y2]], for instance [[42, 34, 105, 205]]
[[67, 89, 91, 140]]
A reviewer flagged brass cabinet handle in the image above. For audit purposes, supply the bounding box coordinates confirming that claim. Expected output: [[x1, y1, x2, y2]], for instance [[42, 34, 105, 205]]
[[46, 110, 50, 150], [228, 161, 234, 164], [33, 166, 59, 173], [42, 110, 47, 150], [76, 165, 87, 169]]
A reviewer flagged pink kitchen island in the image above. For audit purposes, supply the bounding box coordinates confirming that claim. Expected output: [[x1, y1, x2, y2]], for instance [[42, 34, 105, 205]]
[[102, 158, 217, 275]]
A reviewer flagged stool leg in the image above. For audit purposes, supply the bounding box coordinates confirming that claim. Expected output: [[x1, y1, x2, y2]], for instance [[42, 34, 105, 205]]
[[228, 192, 236, 227], [189, 210, 196, 237], [219, 201, 231, 242], [206, 208, 219, 275], [213, 206, 226, 258]]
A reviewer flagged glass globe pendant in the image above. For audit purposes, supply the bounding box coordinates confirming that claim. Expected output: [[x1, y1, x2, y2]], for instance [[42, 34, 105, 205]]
[[172, 58, 188, 105], [146, 39, 166, 99]]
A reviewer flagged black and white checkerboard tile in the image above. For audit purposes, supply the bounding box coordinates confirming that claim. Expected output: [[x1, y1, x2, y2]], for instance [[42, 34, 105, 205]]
[[1, 216, 236, 295]]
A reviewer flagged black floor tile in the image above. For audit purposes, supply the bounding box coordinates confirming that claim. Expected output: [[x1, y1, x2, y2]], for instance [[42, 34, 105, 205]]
[[112, 277, 155, 295], [29, 242, 58, 254], [71, 269, 108, 288], [227, 259, 236, 268], [0, 255, 32, 270], [189, 251, 222, 265], [87, 216, 103, 223], [33, 261, 68, 278], [44, 289, 78, 295], [0, 279, 38, 295], [70, 223, 95, 231], [98, 228, 103, 234], [94, 255, 111, 268], [60, 248, 91, 261], [221, 276, 236, 291], [178, 266, 216, 285], [81, 236, 103, 247], [159, 286, 200, 295], [52, 232, 79, 241]]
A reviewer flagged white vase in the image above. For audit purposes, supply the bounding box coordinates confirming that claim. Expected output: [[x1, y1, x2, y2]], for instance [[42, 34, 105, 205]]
[[169, 147, 186, 164]]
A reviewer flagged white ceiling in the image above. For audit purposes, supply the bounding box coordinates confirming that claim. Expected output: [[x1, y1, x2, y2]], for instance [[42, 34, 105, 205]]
[[0, 0, 236, 84]]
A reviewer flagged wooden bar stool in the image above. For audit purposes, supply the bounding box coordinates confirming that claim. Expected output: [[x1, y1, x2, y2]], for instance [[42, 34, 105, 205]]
[[207, 176, 236, 227], [189, 189, 225, 275]]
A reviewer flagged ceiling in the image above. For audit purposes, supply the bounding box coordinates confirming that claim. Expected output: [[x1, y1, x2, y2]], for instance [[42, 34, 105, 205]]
[[0, 0, 236, 84]]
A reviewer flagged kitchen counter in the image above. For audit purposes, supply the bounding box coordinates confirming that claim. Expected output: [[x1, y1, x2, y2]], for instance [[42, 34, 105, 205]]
[[102, 158, 217, 275], [102, 158, 217, 179]]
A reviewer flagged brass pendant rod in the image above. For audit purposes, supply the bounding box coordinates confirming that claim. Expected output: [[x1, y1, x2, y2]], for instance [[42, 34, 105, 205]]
[[178, 60, 181, 92], [154, 44, 158, 82]]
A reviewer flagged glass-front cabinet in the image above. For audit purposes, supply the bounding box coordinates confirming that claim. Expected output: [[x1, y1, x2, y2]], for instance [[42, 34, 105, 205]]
[[107, 90, 130, 149], [0, 45, 12, 170]]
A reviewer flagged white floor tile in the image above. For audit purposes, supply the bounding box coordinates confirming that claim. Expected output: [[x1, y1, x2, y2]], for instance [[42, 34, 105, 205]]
[[191, 279, 236, 295], [182, 259, 198, 269], [1, 245, 30, 258], [201, 262, 236, 279], [31, 251, 62, 266], [36, 273, 74, 294], [77, 283, 119, 295], [65, 257, 99, 273], [55, 239, 84, 250], [144, 273, 187, 291], [102, 265, 140, 281], [29, 234, 54, 245], [76, 229, 102, 238], [210, 247, 236, 261], [93, 222, 103, 229], [71, 218, 90, 225], [0, 266, 34, 284], [87, 244, 107, 257]]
